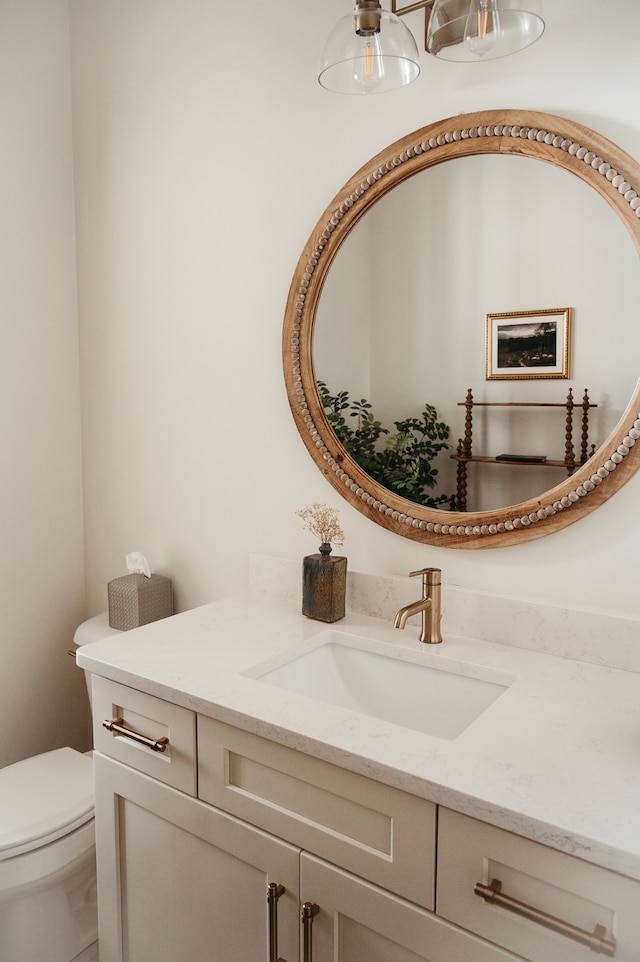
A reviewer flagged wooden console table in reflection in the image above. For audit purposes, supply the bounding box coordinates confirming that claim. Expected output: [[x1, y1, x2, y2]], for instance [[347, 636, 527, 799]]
[[452, 388, 597, 512]]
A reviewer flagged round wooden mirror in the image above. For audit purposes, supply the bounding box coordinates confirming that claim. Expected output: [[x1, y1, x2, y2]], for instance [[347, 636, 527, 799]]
[[283, 110, 640, 548]]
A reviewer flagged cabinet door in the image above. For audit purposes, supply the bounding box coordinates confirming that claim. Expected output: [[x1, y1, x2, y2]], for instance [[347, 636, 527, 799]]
[[95, 753, 300, 962], [300, 853, 522, 962]]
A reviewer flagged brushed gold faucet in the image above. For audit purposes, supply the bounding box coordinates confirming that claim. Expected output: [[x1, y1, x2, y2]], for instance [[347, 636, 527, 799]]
[[393, 568, 442, 644]]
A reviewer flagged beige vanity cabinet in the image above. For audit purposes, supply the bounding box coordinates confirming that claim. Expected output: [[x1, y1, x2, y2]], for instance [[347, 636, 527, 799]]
[[197, 716, 525, 961], [91, 677, 300, 962], [91, 677, 638, 962]]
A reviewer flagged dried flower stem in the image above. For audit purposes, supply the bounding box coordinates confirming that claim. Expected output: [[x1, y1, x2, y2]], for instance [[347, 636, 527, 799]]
[[296, 502, 344, 548]]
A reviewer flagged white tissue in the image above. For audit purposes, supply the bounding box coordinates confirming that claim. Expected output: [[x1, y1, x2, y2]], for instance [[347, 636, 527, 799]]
[[126, 552, 151, 578]]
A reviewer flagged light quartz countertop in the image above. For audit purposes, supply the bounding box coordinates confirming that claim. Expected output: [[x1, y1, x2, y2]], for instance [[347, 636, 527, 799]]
[[77, 589, 640, 882]]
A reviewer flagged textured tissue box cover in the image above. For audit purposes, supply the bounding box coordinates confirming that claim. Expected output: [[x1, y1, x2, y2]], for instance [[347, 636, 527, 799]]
[[108, 573, 173, 631]]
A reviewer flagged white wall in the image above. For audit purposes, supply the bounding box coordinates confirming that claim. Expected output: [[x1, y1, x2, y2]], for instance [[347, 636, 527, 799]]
[[0, 1, 87, 766], [68, 0, 640, 624]]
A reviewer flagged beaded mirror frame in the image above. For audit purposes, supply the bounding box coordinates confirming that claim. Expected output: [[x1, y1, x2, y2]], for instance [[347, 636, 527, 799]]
[[282, 110, 640, 548]]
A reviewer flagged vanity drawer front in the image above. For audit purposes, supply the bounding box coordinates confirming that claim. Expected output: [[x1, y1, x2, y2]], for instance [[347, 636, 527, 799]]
[[92, 677, 196, 795], [197, 716, 436, 910], [437, 808, 640, 962]]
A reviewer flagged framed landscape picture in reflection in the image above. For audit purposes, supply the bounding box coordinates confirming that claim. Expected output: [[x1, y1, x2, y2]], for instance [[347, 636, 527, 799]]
[[486, 307, 571, 380]]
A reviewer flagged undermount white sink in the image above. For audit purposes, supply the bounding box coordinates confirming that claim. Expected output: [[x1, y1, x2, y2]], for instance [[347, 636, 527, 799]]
[[248, 632, 513, 740]]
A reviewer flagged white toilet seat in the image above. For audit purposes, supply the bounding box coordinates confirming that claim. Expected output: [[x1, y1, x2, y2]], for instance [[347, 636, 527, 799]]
[[0, 748, 94, 860], [0, 818, 95, 896]]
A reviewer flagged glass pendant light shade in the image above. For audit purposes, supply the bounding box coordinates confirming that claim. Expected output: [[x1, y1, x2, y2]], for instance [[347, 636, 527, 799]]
[[427, 0, 544, 62], [319, 1, 420, 94]]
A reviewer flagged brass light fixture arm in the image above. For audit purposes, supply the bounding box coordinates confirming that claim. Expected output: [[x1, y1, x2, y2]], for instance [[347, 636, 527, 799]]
[[391, 0, 436, 48], [392, 0, 435, 15]]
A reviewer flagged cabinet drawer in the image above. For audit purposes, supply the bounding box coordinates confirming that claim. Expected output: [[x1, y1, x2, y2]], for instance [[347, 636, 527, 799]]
[[437, 808, 640, 962], [197, 715, 436, 909], [92, 677, 196, 795]]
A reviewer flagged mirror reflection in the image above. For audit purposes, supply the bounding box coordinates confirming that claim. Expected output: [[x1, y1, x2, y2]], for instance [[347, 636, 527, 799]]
[[314, 154, 639, 511]]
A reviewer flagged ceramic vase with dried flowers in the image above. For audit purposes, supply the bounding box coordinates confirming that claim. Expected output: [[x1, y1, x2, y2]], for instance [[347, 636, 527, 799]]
[[296, 502, 346, 623]]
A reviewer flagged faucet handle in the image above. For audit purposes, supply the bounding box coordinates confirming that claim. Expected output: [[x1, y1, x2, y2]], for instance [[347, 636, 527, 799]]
[[408, 567, 441, 585]]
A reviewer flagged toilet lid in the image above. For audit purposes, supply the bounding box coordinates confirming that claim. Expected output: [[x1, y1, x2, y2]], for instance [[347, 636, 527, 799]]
[[0, 748, 94, 859]]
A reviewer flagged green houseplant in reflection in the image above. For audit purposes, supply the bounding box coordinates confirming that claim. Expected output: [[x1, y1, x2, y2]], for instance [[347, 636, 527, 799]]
[[317, 381, 454, 508]]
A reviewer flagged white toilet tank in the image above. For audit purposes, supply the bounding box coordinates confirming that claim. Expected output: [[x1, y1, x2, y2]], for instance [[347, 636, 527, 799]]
[[73, 613, 122, 708]]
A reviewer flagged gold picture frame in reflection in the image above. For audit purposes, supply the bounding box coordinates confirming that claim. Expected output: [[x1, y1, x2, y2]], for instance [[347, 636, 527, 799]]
[[486, 307, 571, 380]]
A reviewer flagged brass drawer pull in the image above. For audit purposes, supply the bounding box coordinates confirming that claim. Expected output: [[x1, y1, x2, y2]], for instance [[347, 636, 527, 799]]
[[102, 717, 169, 753], [301, 902, 319, 962], [474, 879, 616, 957], [267, 882, 286, 962]]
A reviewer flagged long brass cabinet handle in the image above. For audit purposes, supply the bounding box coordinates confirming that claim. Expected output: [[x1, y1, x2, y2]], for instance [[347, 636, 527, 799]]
[[267, 882, 286, 962], [474, 879, 616, 957], [301, 901, 319, 962], [102, 717, 169, 753]]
